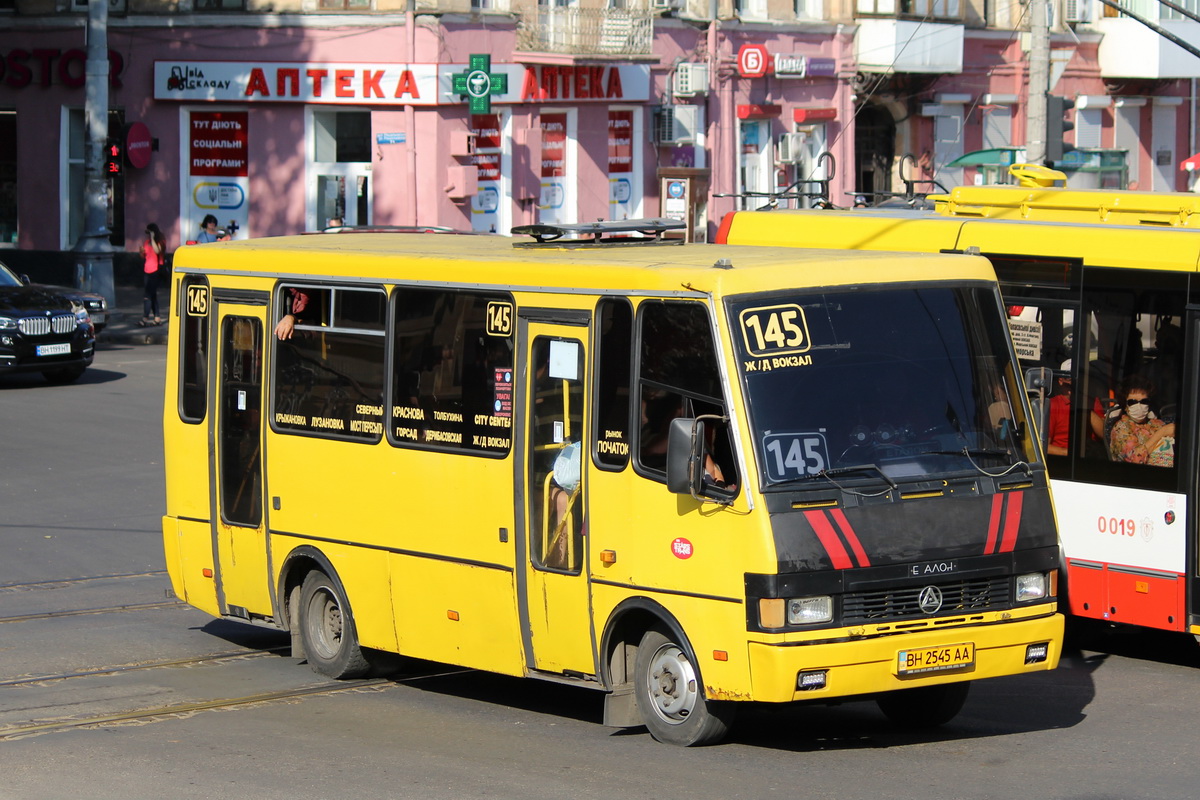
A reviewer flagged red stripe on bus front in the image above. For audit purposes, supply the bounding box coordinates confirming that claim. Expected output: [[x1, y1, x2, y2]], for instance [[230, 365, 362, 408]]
[[830, 509, 871, 567], [998, 492, 1023, 553], [984, 494, 1003, 554], [803, 510, 854, 569]]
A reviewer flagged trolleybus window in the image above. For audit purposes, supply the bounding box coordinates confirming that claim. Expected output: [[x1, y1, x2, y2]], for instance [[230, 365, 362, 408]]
[[729, 285, 1033, 486], [271, 284, 386, 442], [389, 287, 514, 455]]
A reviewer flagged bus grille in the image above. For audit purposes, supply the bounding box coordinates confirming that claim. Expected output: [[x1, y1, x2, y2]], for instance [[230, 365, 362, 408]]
[[842, 577, 1011, 624], [19, 315, 76, 336]]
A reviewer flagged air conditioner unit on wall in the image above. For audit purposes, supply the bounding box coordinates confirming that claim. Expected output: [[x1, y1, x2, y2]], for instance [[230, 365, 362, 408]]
[[654, 105, 700, 146], [776, 132, 807, 165], [1063, 0, 1089, 23], [673, 63, 710, 97]]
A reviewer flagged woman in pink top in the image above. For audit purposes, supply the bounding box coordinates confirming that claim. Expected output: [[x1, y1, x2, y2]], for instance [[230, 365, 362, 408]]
[[142, 223, 165, 325]]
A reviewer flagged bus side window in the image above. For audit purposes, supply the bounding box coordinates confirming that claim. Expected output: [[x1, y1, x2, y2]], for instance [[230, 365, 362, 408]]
[[594, 298, 632, 471], [179, 276, 210, 423], [272, 284, 386, 441], [635, 301, 737, 493]]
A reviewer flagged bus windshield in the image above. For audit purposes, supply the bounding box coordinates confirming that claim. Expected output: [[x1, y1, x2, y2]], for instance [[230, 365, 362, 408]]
[[728, 283, 1034, 488]]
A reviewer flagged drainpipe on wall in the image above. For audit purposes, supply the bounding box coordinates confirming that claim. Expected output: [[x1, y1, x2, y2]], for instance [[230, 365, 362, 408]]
[[406, 0, 418, 226]]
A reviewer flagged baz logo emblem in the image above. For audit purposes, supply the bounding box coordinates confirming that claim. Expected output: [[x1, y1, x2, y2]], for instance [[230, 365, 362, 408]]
[[917, 586, 944, 614]]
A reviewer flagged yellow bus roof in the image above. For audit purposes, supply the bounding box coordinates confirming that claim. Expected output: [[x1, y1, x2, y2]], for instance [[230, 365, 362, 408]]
[[173, 233, 999, 295], [933, 184, 1200, 228], [723, 207, 1200, 273]]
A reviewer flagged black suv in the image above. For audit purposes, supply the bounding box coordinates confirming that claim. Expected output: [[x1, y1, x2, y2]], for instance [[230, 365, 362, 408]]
[[0, 262, 96, 383]]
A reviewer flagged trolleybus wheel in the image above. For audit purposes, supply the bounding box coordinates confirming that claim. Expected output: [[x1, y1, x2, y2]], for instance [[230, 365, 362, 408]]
[[298, 570, 370, 679], [633, 627, 735, 746], [876, 681, 970, 729]]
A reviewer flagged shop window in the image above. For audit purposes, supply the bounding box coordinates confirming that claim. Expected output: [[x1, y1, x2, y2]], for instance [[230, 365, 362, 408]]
[[272, 284, 387, 442], [389, 287, 516, 456], [313, 111, 371, 163], [0, 111, 14, 245]]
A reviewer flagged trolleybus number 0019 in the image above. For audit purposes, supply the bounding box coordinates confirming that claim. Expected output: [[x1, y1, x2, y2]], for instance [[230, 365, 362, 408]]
[[897, 643, 975, 675], [1097, 516, 1136, 537]]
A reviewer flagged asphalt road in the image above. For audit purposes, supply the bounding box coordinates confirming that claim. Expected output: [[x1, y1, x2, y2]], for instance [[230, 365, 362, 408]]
[[2, 343, 1199, 800]]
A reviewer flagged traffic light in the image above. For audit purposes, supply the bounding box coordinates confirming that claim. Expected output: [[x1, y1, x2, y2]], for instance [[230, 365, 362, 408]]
[[1045, 95, 1074, 164], [103, 139, 124, 178]]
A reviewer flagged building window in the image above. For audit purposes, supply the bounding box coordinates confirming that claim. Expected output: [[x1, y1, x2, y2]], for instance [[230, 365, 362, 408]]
[[796, 0, 824, 18], [318, 0, 371, 9], [70, 0, 128, 13], [195, 0, 247, 10]]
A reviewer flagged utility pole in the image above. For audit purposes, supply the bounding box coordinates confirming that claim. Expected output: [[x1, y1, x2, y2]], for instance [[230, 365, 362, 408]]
[[72, 0, 115, 306], [1025, 0, 1051, 164]]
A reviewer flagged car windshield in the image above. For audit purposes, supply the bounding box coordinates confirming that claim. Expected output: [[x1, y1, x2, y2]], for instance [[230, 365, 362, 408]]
[[727, 283, 1036, 488], [0, 264, 21, 288]]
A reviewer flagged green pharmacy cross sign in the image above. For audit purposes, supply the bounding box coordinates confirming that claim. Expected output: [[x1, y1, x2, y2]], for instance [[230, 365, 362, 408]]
[[452, 54, 508, 114]]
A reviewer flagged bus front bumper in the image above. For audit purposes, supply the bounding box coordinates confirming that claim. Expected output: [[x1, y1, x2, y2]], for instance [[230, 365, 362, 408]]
[[743, 610, 1064, 704]]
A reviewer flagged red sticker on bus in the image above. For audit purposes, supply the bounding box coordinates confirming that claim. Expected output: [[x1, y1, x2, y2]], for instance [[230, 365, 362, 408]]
[[671, 538, 694, 559]]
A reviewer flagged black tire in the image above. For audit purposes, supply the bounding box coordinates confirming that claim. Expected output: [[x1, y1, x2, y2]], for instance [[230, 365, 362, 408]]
[[633, 627, 736, 746], [298, 570, 371, 679], [876, 681, 970, 729], [42, 366, 85, 384]]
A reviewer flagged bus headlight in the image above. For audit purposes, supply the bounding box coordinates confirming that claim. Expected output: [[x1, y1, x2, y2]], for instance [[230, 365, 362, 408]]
[[759, 595, 834, 628], [1016, 572, 1048, 602], [787, 596, 832, 625]]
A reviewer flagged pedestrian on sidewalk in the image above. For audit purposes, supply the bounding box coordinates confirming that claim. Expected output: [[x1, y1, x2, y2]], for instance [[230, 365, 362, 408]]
[[142, 223, 165, 326]]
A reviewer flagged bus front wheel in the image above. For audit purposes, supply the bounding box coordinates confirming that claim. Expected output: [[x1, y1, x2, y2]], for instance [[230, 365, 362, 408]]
[[876, 681, 970, 728], [633, 628, 735, 746], [298, 570, 370, 679]]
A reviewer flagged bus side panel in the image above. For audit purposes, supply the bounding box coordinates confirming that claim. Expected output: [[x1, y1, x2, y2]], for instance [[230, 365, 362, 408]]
[[278, 536, 399, 654], [390, 555, 525, 676], [589, 583, 755, 701], [165, 516, 220, 618]]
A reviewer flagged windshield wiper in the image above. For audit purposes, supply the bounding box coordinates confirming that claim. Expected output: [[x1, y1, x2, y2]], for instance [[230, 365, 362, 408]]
[[931, 447, 1031, 478], [818, 463, 898, 490]]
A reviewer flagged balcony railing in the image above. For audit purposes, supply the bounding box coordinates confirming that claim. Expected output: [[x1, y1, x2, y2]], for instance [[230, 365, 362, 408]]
[[516, 8, 654, 56]]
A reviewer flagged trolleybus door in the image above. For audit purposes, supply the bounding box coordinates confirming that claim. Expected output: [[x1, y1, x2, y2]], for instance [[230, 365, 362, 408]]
[[210, 298, 272, 618], [517, 317, 596, 675]]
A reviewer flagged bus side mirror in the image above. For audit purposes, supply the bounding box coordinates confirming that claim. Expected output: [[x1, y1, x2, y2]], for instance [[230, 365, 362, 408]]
[[666, 417, 704, 498]]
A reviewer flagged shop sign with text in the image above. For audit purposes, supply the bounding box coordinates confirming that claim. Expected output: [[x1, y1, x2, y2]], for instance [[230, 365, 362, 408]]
[[155, 62, 650, 105]]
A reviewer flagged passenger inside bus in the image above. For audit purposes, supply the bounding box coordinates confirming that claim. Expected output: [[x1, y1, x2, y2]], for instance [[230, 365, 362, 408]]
[[1109, 376, 1175, 467], [1046, 372, 1072, 457]]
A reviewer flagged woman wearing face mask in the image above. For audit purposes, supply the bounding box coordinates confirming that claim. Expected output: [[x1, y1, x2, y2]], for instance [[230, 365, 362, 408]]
[[1109, 377, 1175, 467]]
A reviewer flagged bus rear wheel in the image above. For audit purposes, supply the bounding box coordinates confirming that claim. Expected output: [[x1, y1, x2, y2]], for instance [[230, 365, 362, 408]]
[[876, 681, 970, 729], [298, 570, 370, 679], [633, 628, 735, 746]]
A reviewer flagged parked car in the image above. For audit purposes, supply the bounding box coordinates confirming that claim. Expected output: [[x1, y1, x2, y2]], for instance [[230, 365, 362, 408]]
[[0, 261, 97, 384]]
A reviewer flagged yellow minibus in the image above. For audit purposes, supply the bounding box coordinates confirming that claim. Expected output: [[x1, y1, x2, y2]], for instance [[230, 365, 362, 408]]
[[163, 220, 1062, 745]]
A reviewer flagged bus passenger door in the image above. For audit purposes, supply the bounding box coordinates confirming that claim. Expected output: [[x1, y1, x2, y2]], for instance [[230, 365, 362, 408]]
[[517, 318, 596, 676], [211, 298, 272, 618]]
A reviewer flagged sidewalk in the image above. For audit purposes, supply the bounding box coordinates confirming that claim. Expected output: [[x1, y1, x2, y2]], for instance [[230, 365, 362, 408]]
[[97, 284, 171, 346]]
